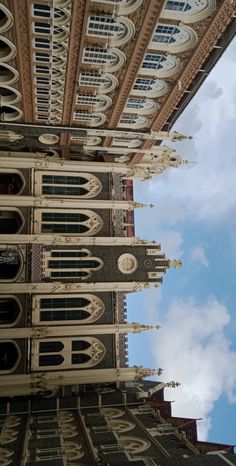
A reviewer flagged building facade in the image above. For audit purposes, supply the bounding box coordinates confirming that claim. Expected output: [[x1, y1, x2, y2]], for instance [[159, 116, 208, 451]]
[[0, 0, 236, 464], [0, 381, 235, 465]]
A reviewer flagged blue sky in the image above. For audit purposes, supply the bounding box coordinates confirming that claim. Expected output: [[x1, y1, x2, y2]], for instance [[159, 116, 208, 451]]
[[128, 36, 236, 445]]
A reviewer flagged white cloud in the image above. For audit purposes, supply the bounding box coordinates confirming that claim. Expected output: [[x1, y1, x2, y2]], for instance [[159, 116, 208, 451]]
[[151, 297, 236, 440], [190, 245, 209, 268]]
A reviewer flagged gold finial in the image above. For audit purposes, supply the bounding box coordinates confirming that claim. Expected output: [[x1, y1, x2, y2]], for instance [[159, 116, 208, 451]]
[[169, 259, 182, 269]]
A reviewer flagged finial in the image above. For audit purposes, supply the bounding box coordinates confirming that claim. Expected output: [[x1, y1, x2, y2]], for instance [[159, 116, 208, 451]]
[[172, 131, 193, 141], [166, 381, 181, 388], [132, 202, 148, 209], [132, 323, 155, 333], [134, 366, 164, 380], [169, 259, 182, 269]]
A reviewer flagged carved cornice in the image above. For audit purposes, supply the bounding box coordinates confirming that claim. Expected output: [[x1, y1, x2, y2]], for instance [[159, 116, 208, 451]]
[[62, 0, 87, 125], [132, 0, 236, 164], [11, 0, 33, 122]]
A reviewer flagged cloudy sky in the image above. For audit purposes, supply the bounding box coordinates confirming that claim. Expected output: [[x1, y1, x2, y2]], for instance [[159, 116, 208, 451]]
[[128, 37, 236, 445]]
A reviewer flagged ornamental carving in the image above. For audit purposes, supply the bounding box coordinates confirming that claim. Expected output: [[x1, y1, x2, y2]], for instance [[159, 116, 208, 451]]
[[117, 253, 138, 274]]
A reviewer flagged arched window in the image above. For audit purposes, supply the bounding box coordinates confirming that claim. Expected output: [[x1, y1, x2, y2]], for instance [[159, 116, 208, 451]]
[[150, 23, 197, 52], [42, 249, 104, 279], [0, 447, 14, 466], [0, 248, 23, 282], [83, 47, 125, 72], [73, 111, 106, 127], [79, 72, 118, 94], [101, 408, 125, 419], [140, 53, 181, 77], [0, 63, 19, 85], [131, 77, 169, 97], [0, 171, 24, 195], [108, 420, 135, 433], [0, 209, 24, 234], [76, 93, 112, 111], [118, 436, 150, 454], [0, 85, 21, 105], [124, 97, 158, 115], [32, 293, 105, 325], [0, 4, 13, 34], [32, 3, 70, 26], [90, 0, 143, 16], [35, 442, 84, 461], [0, 105, 23, 122], [32, 337, 106, 370], [162, 0, 216, 23], [118, 114, 148, 129], [0, 37, 16, 62], [111, 137, 142, 148], [36, 209, 103, 235], [0, 341, 20, 374], [0, 297, 21, 327], [36, 172, 102, 198], [87, 15, 134, 46]]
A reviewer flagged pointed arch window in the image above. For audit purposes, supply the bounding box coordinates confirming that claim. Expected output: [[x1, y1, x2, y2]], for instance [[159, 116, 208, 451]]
[[32, 293, 105, 325], [0, 296, 21, 327], [0, 209, 24, 234], [42, 249, 103, 279], [118, 436, 150, 454], [32, 337, 106, 370], [35, 171, 102, 198], [0, 171, 24, 195], [0, 248, 23, 282], [35, 443, 84, 461], [35, 209, 103, 235], [0, 341, 20, 373]]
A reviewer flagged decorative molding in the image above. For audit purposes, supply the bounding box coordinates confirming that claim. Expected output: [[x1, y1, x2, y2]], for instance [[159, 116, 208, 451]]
[[107, 0, 163, 129], [11, 0, 33, 122], [62, 0, 87, 125]]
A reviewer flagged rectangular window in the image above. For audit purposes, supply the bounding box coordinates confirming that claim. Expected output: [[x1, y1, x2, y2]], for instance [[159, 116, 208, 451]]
[[83, 47, 113, 65], [142, 54, 165, 70], [165, 0, 191, 11], [33, 21, 51, 35], [79, 72, 108, 87], [33, 4, 51, 18], [34, 37, 51, 49], [87, 16, 120, 37], [133, 78, 154, 91]]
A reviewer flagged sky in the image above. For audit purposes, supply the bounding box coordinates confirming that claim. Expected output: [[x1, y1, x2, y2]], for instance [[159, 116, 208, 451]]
[[128, 36, 236, 446]]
